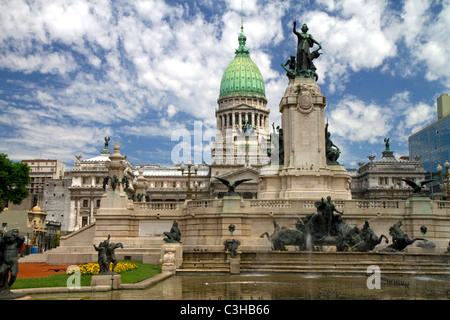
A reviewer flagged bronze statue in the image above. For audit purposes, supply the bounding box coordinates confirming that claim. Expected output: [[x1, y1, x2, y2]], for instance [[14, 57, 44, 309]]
[[260, 220, 306, 251], [318, 196, 344, 236], [102, 176, 110, 189], [0, 229, 25, 298], [104, 235, 123, 273], [110, 175, 119, 191], [163, 220, 181, 243], [401, 178, 436, 195], [382, 221, 426, 252], [93, 235, 123, 274], [292, 21, 322, 80], [347, 221, 388, 252], [325, 121, 340, 165], [281, 54, 297, 79], [224, 239, 241, 258], [103, 175, 121, 191], [384, 137, 390, 151], [93, 241, 110, 274], [214, 177, 252, 196]]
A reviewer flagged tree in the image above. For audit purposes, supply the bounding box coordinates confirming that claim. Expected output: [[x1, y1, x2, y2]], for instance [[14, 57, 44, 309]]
[[0, 154, 30, 212]]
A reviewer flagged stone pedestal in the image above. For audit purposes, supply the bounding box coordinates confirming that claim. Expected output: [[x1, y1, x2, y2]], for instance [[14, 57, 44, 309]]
[[161, 243, 182, 273], [229, 256, 240, 274], [258, 77, 351, 200], [91, 274, 122, 290]]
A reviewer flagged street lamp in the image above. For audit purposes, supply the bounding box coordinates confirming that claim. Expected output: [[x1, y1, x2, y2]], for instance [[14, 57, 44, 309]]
[[178, 160, 199, 201], [387, 182, 400, 200], [437, 160, 450, 200]]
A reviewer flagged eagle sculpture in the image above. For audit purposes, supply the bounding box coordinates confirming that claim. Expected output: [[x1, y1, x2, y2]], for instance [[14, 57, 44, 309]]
[[214, 177, 252, 196], [400, 178, 436, 194]]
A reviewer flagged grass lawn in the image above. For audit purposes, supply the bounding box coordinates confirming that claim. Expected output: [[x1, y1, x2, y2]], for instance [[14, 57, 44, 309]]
[[12, 262, 161, 289]]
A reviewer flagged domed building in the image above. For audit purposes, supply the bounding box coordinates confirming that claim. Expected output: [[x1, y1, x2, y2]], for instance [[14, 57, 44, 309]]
[[210, 23, 271, 199]]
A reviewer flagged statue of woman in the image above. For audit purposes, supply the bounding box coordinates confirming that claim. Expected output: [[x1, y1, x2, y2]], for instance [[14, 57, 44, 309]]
[[293, 22, 322, 79]]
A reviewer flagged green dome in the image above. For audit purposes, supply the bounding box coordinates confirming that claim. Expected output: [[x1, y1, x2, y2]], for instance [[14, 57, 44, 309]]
[[219, 27, 266, 101]]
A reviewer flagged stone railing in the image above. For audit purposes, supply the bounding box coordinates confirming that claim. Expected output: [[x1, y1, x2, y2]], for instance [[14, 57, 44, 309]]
[[250, 200, 292, 208], [435, 200, 450, 211], [187, 200, 214, 209], [137, 202, 180, 210], [352, 200, 400, 209], [130, 198, 450, 218]]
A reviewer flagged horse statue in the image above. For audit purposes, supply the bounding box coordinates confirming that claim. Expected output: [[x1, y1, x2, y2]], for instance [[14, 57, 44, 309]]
[[346, 221, 389, 252], [260, 220, 306, 251], [381, 221, 426, 252]]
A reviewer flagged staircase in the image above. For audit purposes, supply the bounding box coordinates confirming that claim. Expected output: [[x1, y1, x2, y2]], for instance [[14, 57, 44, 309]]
[[178, 250, 230, 273], [240, 251, 450, 276], [177, 250, 450, 276]]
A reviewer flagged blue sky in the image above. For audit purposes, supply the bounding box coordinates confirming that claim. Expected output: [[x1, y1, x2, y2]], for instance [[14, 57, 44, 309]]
[[0, 0, 449, 169]]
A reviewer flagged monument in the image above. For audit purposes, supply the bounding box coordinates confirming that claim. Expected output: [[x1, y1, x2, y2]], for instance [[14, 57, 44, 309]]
[[259, 21, 351, 200], [47, 20, 450, 281]]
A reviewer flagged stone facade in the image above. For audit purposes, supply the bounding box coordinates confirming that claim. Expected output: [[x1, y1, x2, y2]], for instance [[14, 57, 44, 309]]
[[350, 150, 427, 200]]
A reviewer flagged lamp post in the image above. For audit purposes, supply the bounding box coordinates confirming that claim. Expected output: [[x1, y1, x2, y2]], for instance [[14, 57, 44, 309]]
[[437, 160, 450, 200], [387, 182, 399, 200], [178, 160, 198, 201]]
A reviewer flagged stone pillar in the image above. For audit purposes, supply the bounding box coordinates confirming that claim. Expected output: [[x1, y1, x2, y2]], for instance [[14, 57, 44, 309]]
[[280, 78, 327, 169], [258, 78, 352, 200]]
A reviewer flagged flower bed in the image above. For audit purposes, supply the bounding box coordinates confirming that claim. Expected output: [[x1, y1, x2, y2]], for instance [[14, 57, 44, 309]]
[[67, 262, 138, 276]]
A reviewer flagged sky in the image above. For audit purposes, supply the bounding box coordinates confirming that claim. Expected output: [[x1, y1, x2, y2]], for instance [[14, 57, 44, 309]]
[[0, 0, 449, 170]]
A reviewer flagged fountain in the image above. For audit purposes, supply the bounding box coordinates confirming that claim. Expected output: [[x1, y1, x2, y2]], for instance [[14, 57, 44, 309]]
[[39, 19, 450, 301]]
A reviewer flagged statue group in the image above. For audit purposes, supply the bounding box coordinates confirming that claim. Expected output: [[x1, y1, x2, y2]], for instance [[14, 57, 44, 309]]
[[261, 196, 430, 253], [282, 21, 322, 80], [94, 235, 124, 274]]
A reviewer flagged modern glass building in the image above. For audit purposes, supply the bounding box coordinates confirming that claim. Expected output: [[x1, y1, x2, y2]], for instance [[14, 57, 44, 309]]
[[409, 94, 450, 196]]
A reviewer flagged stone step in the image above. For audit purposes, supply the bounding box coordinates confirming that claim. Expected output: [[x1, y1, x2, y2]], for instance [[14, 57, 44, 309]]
[[19, 252, 49, 263], [177, 268, 230, 273]]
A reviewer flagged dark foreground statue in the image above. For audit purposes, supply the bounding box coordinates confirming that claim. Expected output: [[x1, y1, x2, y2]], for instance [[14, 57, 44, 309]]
[[0, 229, 27, 299]]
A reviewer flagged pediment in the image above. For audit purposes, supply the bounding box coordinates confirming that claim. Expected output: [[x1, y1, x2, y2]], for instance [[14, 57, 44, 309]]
[[212, 167, 260, 183]]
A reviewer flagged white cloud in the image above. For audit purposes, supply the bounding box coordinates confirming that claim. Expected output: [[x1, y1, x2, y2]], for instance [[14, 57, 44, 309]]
[[298, 1, 397, 92], [389, 91, 436, 140], [0, 0, 449, 167], [328, 96, 393, 144]]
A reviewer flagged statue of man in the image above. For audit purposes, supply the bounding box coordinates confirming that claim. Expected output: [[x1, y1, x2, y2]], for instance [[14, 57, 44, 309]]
[[0, 229, 25, 293], [325, 122, 340, 164], [322, 196, 344, 236], [293, 21, 322, 79]]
